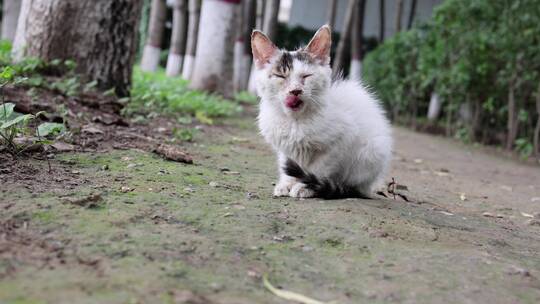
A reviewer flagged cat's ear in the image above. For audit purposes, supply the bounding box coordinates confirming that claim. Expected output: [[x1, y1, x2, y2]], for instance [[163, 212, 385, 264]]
[[251, 30, 278, 69], [305, 25, 332, 65]]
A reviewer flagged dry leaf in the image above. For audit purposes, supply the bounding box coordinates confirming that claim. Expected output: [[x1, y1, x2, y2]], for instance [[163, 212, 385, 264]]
[[153, 144, 193, 164], [263, 276, 332, 304]]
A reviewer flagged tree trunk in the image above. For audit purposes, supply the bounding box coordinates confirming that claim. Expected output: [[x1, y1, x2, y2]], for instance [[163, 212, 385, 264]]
[[248, 0, 266, 93], [190, 0, 240, 98], [506, 79, 518, 150], [234, 0, 255, 92], [379, 0, 385, 42], [141, 0, 166, 72], [427, 92, 442, 122], [255, 0, 265, 29], [263, 0, 280, 41], [332, 0, 357, 76], [326, 0, 338, 29], [13, 0, 143, 97], [534, 82, 540, 159], [233, 1, 245, 92], [1, 0, 22, 42], [181, 0, 201, 80], [350, 0, 366, 80], [394, 0, 403, 33], [166, 0, 188, 76], [407, 0, 417, 29]]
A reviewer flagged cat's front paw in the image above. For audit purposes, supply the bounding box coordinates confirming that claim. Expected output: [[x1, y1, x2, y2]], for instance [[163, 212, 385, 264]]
[[273, 181, 293, 197], [290, 183, 315, 198]]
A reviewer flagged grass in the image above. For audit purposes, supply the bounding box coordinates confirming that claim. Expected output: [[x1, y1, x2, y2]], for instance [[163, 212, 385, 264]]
[[126, 68, 243, 121]]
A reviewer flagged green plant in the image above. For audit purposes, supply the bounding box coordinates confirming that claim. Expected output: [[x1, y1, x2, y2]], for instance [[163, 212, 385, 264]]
[[127, 68, 242, 121], [234, 91, 258, 105], [363, 0, 540, 156], [0, 103, 46, 156]]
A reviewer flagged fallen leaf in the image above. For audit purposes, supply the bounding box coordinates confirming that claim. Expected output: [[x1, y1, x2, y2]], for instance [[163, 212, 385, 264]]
[[121, 186, 134, 193], [439, 211, 454, 216], [153, 144, 193, 164], [263, 276, 331, 304], [521, 212, 534, 218], [82, 125, 104, 135], [51, 141, 76, 152], [459, 193, 467, 201]]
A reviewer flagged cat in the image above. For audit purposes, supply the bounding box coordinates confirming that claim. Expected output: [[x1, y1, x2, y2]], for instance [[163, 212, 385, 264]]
[[251, 25, 392, 199]]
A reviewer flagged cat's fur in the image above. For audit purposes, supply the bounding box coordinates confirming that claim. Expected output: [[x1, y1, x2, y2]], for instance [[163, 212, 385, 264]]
[[251, 25, 392, 199]]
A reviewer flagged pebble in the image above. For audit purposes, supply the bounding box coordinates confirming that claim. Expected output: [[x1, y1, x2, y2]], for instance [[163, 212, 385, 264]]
[[209, 181, 219, 188]]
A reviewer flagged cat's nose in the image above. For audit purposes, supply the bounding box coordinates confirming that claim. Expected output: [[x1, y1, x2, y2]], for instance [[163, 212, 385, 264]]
[[289, 89, 303, 96]]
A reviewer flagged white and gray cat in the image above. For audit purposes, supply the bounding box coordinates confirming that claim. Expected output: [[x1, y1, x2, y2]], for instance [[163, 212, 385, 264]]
[[251, 25, 392, 199]]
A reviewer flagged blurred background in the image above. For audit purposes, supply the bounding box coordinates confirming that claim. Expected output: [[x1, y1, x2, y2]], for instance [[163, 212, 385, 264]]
[[1, 0, 539, 158]]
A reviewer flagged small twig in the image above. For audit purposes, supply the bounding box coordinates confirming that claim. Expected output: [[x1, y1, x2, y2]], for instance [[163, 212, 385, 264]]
[[386, 177, 410, 202]]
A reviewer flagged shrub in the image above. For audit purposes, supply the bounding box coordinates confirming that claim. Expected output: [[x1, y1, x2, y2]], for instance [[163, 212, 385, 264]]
[[363, 0, 540, 156]]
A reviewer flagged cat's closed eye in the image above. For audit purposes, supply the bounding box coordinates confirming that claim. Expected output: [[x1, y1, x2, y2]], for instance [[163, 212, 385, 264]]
[[273, 73, 286, 79], [301, 74, 313, 79]]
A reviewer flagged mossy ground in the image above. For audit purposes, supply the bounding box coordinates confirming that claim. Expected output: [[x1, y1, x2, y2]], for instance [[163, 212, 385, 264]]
[[1, 116, 540, 304]]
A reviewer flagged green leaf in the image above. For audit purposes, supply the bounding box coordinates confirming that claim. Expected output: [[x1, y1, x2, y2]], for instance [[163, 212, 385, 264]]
[[0, 103, 15, 120], [0, 114, 35, 129], [37, 122, 66, 137]]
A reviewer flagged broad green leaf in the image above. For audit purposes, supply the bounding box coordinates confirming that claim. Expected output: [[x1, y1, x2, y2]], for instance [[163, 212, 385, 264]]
[[0, 103, 15, 120], [0, 114, 34, 129], [37, 122, 66, 137]]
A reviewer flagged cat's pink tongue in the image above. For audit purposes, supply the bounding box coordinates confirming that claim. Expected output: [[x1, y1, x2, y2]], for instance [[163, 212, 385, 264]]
[[285, 95, 303, 111]]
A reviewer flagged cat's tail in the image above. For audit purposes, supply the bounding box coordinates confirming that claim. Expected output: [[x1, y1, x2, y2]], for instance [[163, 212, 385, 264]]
[[284, 159, 371, 200]]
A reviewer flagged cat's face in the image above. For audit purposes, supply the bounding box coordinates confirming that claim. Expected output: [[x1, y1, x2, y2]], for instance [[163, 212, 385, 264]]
[[251, 26, 332, 117]]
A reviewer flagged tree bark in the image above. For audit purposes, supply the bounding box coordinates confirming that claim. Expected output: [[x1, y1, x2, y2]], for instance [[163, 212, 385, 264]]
[[263, 0, 280, 41], [379, 0, 385, 42], [326, 0, 338, 29], [181, 0, 201, 80], [394, 0, 404, 33], [141, 0, 166, 72], [166, 0, 188, 76], [407, 0, 417, 29], [190, 0, 240, 98], [332, 0, 357, 76], [350, 0, 366, 80], [13, 0, 143, 97], [1, 0, 22, 42]]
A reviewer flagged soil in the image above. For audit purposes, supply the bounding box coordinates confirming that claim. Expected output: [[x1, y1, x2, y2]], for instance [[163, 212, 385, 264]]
[[1, 86, 540, 303]]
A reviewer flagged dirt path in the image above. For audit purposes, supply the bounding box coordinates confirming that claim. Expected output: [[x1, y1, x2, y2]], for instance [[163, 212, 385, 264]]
[[1, 114, 540, 304]]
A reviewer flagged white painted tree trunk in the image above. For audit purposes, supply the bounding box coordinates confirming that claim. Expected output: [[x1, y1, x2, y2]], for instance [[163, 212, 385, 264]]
[[1, 0, 22, 42], [233, 0, 255, 93], [263, 0, 280, 40], [349, 60, 362, 80], [181, 0, 201, 80], [190, 0, 240, 98], [427, 93, 442, 121], [141, 0, 166, 72], [166, 0, 188, 76], [12, 0, 32, 60]]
